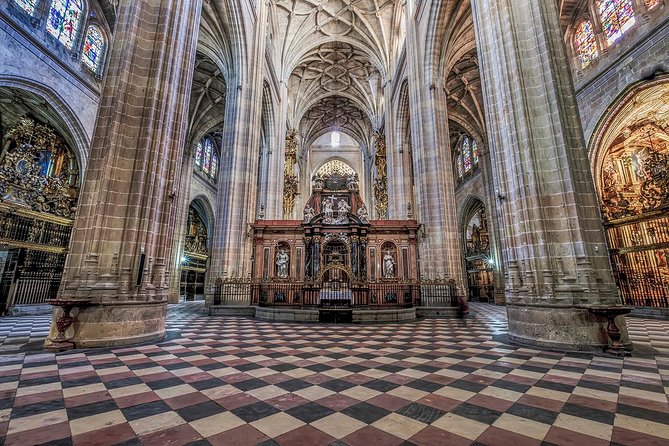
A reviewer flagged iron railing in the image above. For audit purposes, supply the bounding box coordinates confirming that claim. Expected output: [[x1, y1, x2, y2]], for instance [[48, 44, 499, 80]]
[[213, 278, 458, 308]]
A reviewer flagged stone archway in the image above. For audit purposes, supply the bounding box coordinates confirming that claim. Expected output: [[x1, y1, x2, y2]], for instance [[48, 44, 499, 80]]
[[180, 199, 213, 301], [460, 198, 494, 303], [590, 75, 669, 308], [0, 88, 83, 315]]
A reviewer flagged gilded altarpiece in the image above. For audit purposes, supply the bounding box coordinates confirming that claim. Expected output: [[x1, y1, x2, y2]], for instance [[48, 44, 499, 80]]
[[599, 121, 669, 307], [180, 206, 209, 301], [0, 118, 79, 312]]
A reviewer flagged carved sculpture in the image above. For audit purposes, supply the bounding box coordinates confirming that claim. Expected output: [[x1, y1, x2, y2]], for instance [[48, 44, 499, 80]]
[[382, 251, 396, 278], [0, 118, 79, 219], [323, 198, 334, 220], [276, 249, 289, 278], [357, 205, 369, 223], [599, 123, 669, 221], [283, 129, 300, 217], [184, 208, 208, 256], [373, 131, 388, 219], [337, 199, 350, 219], [303, 205, 315, 223]]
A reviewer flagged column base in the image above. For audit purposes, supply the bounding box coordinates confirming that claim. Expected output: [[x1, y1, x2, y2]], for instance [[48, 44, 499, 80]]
[[506, 304, 632, 352], [45, 301, 167, 349]]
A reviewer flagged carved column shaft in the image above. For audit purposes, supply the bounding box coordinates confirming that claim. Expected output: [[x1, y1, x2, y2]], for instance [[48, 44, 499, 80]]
[[473, 0, 626, 349], [282, 129, 299, 218], [373, 132, 389, 219], [57, 0, 203, 346], [208, 3, 268, 280]]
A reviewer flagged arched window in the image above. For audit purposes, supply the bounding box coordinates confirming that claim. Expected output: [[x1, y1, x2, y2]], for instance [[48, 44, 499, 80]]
[[472, 139, 479, 165], [463, 138, 472, 173], [203, 141, 212, 172], [194, 137, 218, 181], [81, 25, 105, 72], [195, 141, 203, 167], [47, 0, 84, 50], [597, 0, 635, 46], [454, 134, 479, 183], [456, 154, 463, 179], [331, 131, 340, 146], [574, 20, 599, 68], [13, 0, 37, 15]]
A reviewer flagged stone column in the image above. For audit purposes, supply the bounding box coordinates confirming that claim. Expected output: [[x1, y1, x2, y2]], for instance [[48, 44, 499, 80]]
[[54, 0, 202, 348], [208, 8, 267, 280], [472, 0, 627, 350], [407, 75, 465, 293]]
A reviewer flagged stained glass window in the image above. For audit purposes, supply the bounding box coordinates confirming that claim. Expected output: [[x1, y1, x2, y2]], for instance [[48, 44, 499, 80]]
[[195, 141, 203, 167], [82, 25, 105, 72], [472, 139, 479, 165], [463, 138, 472, 172], [574, 20, 599, 68], [203, 139, 212, 173], [456, 154, 463, 179], [47, 0, 84, 50], [597, 0, 635, 46], [194, 137, 219, 181], [211, 153, 218, 179], [14, 0, 37, 15]]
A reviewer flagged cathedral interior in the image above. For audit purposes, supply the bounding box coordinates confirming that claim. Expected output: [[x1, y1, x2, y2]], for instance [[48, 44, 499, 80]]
[[0, 0, 668, 444]]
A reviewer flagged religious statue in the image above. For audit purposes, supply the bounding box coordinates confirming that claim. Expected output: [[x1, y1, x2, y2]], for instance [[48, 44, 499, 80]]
[[382, 251, 396, 278], [347, 174, 359, 191], [312, 175, 325, 190], [357, 205, 369, 223], [337, 199, 350, 220], [276, 249, 289, 278], [323, 198, 334, 221], [303, 205, 315, 223]]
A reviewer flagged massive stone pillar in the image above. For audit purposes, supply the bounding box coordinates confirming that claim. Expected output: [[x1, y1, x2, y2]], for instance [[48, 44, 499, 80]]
[[472, 0, 628, 349], [53, 0, 202, 347], [208, 9, 266, 281], [406, 70, 465, 292]]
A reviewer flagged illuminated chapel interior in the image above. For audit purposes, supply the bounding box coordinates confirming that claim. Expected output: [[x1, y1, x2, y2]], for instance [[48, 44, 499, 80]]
[[0, 0, 668, 350]]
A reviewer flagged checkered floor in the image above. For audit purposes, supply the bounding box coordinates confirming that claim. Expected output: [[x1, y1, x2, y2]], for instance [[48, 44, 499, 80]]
[[0, 315, 51, 354], [0, 304, 668, 445]]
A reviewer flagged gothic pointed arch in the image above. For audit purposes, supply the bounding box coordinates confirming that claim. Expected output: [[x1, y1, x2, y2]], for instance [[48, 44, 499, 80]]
[[589, 74, 669, 308], [0, 79, 89, 172]]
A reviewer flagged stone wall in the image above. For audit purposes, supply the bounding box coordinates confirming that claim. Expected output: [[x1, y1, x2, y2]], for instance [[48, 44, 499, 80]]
[[189, 173, 218, 214]]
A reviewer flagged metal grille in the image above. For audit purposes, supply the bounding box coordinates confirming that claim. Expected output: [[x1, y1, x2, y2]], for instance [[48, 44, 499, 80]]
[[606, 216, 669, 308], [213, 278, 458, 309]]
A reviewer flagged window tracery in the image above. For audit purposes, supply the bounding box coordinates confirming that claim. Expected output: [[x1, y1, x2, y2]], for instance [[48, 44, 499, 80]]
[[81, 24, 105, 72], [13, 0, 38, 15], [596, 0, 635, 46], [454, 134, 479, 184], [574, 20, 599, 68], [194, 137, 218, 182], [316, 160, 356, 178], [46, 0, 84, 50]]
